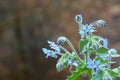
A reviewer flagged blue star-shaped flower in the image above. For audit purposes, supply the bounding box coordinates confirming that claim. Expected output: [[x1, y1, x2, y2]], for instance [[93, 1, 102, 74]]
[[42, 48, 57, 58], [87, 58, 100, 72], [48, 40, 60, 53], [79, 23, 96, 36]]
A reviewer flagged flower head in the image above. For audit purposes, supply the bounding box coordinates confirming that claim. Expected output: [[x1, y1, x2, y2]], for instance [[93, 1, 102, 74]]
[[42, 48, 57, 58], [79, 23, 96, 36], [87, 58, 100, 72], [48, 40, 60, 53]]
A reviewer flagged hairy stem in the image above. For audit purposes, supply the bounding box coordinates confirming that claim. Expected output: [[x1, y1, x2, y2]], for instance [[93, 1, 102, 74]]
[[108, 54, 111, 69], [59, 45, 70, 53], [65, 37, 84, 64]]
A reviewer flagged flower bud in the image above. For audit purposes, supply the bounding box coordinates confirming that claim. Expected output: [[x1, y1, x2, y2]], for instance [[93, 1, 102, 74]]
[[75, 14, 83, 24], [98, 38, 104, 46], [108, 48, 117, 54], [108, 48, 120, 57], [98, 37, 108, 48], [57, 36, 66, 45], [96, 20, 106, 27]]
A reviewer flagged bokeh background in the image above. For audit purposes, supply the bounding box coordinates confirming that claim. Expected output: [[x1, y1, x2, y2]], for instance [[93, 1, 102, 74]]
[[0, 0, 120, 80]]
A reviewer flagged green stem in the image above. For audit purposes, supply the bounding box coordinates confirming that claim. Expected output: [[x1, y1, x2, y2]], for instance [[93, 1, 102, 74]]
[[108, 54, 111, 69], [86, 52, 88, 64], [66, 38, 77, 54], [65, 38, 84, 64], [84, 52, 89, 64], [78, 23, 82, 29], [59, 45, 70, 53]]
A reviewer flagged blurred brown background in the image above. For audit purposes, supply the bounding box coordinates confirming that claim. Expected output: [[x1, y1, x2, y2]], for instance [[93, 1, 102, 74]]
[[0, 0, 120, 80]]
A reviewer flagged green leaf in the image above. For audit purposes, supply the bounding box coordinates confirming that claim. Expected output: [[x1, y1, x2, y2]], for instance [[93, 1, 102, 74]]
[[96, 47, 108, 53], [89, 36, 99, 43], [79, 39, 89, 53], [91, 70, 103, 80], [96, 47, 108, 57], [91, 69, 116, 80], [107, 69, 118, 76], [112, 67, 120, 77], [111, 53, 120, 58], [118, 67, 120, 77], [106, 69, 118, 80], [56, 53, 70, 72], [67, 65, 89, 80]]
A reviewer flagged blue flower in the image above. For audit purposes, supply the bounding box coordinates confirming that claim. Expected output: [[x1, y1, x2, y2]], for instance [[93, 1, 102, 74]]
[[48, 40, 60, 53], [42, 48, 57, 58], [68, 59, 79, 67], [72, 61, 79, 67], [87, 58, 100, 72], [79, 23, 95, 36], [104, 38, 108, 48], [68, 59, 79, 70]]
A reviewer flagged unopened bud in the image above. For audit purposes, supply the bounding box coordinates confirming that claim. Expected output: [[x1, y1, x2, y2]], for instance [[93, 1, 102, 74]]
[[57, 36, 66, 45], [108, 48, 120, 57], [75, 14, 83, 24], [98, 38, 104, 46], [95, 20, 106, 27], [108, 48, 117, 54]]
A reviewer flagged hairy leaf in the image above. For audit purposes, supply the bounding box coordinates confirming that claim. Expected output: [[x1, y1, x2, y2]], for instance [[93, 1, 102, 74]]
[[96, 47, 108, 57], [67, 65, 90, 80], [56, 53, 70, 72], [79, 39, 89, 53], [91, 70, 103, 80]]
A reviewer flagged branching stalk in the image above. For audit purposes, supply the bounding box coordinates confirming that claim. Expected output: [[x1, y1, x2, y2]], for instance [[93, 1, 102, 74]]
[[65, 37, 84, 64]]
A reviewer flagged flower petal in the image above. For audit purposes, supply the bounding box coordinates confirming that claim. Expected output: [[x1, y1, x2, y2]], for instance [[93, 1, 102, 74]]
[[79, 30, 85, 35], [104, 38, 108, 48], [87, 23, 93, 30], [48, 40, 60, 53], [42, 48, 57, 58], [95, 60, 100, 66], [87, 58, 94, 68], [81, 24, 87, 30], [87, 64, 93, 68]]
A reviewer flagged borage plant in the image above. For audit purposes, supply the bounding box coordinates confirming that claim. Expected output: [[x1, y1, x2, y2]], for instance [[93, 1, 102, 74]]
[[42, 14, 120, 80]]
